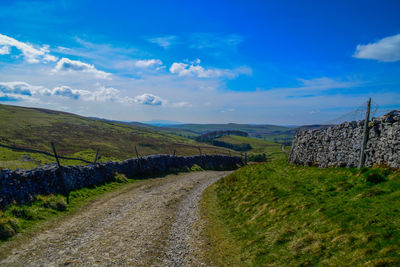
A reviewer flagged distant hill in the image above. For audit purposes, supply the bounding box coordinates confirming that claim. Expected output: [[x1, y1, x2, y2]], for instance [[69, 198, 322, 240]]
[[168, 123, 296, 145], [140, 120, 183, 127], [0, 104, 237, 170]]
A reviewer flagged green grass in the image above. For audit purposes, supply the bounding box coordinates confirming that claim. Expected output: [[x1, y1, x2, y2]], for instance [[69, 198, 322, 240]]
[[202, 156, 400, 266], [0, 104, 235, 170], [214, 135, 283, 157], [0, 172, 140, 244]]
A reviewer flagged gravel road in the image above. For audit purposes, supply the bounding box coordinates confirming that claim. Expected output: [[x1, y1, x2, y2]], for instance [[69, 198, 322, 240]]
[[0, 171, 231, 266]]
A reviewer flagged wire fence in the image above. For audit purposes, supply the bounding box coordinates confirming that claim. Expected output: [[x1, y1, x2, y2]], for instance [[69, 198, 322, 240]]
[[323, 98, 395, 126]]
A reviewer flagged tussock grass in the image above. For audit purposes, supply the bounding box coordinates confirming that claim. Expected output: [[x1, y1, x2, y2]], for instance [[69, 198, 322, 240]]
[[203, 155, 400, 266]]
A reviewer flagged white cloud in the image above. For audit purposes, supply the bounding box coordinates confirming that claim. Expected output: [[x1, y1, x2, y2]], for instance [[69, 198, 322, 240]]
[[53, 57, 111, 79], [353, 33, 400, 62], [134, 93, 164, 106], [148, 35, 177, 49], [0, 33, 58, 63], [134, 59, 163, 68], [169, 61, 252, 79]]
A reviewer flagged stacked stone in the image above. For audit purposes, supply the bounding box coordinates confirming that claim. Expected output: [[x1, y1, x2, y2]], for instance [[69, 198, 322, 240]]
[[0, 154, 242, 209], [289, 110, 400, 169]]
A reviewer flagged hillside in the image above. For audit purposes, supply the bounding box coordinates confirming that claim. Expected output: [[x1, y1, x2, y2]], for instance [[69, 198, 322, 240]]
[[168, 123, 296, 144], [0, 104, 237, 170]]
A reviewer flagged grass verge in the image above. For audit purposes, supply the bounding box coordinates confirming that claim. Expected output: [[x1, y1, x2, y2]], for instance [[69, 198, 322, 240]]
[[202, 155, 400, 266]]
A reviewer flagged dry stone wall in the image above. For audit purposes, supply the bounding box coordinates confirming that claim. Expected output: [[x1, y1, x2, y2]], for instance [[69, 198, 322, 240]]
[[0, 154, 242, 209], [289, 110, 400, 168]]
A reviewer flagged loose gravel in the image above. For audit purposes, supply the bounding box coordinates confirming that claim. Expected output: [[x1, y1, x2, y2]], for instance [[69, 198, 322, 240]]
[[0, 171, 230, 266]]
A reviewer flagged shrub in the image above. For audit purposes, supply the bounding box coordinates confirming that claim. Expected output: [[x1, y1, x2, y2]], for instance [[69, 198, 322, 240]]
[[248, 153, 267, 162], [190, 164, 204, 172], [114, 172, 128, 183], [0, 217, 19, 240]]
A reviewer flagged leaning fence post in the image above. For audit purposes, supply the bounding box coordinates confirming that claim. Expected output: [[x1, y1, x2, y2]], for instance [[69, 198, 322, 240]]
[[135, 145, 140, 159], [244, 152, 248, 165], [93, 148, 100, 163], [198, 147, 202, 157], [173, 149, 176, 156], [51, 142, 61, 168], [358, 98, 371, 169], [51, 142, 69, 203]]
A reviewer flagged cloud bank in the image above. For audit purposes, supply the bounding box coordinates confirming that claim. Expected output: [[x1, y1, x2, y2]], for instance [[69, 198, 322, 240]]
[[0, 81, 133, 103]]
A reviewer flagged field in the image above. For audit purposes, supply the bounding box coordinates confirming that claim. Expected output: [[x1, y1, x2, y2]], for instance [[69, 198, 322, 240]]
[[0, 104, 237, 170], [213, 135, 283, 157], [202, 155, 400, 266], [168, 123, 296, 144]]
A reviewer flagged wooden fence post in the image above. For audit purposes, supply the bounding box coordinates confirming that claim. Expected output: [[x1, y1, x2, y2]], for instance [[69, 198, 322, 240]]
[[93, 148, 100, 163], [245, 152, 248, 165], [51, 142, 61, 168], [358, 98, 371, 169], [173, 149, 176, 156], [198, 147, 202, 157]]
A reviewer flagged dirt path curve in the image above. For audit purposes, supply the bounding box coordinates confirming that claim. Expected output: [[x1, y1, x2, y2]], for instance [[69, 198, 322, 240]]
[[0, 171, 231, 266]]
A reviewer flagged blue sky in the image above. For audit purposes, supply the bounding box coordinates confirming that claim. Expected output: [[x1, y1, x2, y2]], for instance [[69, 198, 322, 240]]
[[0, 0, 399, 124]]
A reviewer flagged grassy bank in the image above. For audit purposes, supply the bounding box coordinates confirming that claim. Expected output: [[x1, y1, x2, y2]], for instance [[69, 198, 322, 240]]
[[202, 156, 400, 266], [0, 172, 139, 246]]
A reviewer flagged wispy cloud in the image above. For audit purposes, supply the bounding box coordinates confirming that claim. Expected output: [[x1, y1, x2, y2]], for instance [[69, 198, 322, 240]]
[[353, 33, 400, 62], [0, 33, 58, 63], [148, 35, 177, 49], [53, 58, 111, 79], [171, 101, 192, 108], [189, 33, 244, 50], [169, 59, 251, 79]]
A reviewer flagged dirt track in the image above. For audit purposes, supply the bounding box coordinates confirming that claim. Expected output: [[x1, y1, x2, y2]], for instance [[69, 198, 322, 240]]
[[0, 171, 231, 266]]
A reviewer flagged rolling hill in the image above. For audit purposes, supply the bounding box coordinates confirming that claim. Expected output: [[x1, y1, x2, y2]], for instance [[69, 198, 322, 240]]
[[0, 104, 238, 170], [167, 123, 296, 144]]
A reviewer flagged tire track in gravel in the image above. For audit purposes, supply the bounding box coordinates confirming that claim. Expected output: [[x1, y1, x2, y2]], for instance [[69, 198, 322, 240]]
[[0, 171, 231, 266]]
